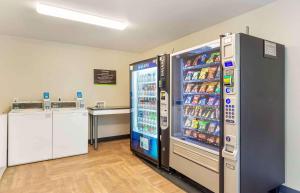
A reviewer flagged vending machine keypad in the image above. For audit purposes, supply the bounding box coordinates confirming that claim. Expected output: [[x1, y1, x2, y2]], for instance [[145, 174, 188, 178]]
[[225, 98, 236, 124]]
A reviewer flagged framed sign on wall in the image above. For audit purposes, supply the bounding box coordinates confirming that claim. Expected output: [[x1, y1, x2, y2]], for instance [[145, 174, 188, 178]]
[[94, 69, 116, 85]]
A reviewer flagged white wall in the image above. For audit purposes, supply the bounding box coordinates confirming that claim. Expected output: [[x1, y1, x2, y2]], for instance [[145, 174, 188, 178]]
[[141, 0, 300, 190], [0, 35, 138, 137], [0, 114, 7, 179]]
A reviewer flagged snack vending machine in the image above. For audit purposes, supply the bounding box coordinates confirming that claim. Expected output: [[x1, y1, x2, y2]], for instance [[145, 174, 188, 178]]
[[170, 33, 285, 193], [170, 40, 222, 193], [130, 55, 170, 169]]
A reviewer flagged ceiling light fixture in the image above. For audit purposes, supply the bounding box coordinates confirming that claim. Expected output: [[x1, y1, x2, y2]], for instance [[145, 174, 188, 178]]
[[36, 2, 128, 30]]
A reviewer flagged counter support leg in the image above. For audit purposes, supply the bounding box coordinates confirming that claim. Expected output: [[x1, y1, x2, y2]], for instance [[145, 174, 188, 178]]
[[94, 116, 98, 150], [89, 114, 93, 145]]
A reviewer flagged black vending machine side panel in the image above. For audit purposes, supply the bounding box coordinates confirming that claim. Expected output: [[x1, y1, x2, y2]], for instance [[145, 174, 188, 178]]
[[158, 54, 170, 170], [239, 34, 285, 193]]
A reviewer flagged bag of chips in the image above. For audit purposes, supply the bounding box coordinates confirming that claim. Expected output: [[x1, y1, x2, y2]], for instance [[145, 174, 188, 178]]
[[192, 55, 201, 66], [208, 122, 217, 133], [191, 84, 200, 93], [207, 96, 216, 106], [199, 83, 208, 93], [213, 126, 220, 136], [185, 71, 194, 81], [206, 83, 217, 93], [215, 66, 221, 78], [184, 117, 192, 128], [192, 71, 200, 80], [200, 54, 209, 65], [207, 66, 218, 79], [185, 83, 194, 93], [185, 96, 193, 104], [198, 121, 208, 131], [192, 95, 201, 104], [207, 137, 215, 144], [215, 83, 221, 94], [198, 133, 207, 140], [191, 119, 199, 129], [184, 129, 192, 136], [199, 97, 207, 106], [199, 68, 209, 80], [185, 59, 192, 68]]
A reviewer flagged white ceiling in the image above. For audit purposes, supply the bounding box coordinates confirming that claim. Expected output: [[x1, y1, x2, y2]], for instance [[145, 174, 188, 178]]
[[0, 0, 275, 52]]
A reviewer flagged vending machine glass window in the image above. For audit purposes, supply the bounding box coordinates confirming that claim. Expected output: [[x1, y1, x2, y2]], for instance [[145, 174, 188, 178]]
[[130, 59, 159, 161], [171, 41, 221, 152]]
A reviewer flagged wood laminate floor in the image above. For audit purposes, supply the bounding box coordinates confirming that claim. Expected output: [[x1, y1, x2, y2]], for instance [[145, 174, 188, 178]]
[[0, 139, 185, 193]]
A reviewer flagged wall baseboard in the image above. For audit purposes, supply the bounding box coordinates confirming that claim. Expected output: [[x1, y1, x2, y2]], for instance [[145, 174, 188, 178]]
[[88, 134, 130, 143], [280, 186, 300, 193]]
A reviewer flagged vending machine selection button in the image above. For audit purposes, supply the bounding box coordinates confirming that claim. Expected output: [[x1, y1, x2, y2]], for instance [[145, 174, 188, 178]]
[[226, 99, 231, 104]]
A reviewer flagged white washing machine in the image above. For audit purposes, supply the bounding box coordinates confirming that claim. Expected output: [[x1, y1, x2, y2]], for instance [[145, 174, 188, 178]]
[[52, 108, 88, 159], [8, 109, 52, 166]]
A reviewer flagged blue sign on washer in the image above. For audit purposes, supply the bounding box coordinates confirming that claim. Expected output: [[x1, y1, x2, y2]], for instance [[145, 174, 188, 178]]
[[226, 98, 231, 104]]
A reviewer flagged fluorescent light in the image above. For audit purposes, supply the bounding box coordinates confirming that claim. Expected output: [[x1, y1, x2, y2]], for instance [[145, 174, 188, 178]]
[[36, 2, 128, 30]]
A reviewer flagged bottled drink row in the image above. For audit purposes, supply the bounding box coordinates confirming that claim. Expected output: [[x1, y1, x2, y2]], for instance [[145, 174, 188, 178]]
[[138, 110, 157, 126], [138, 82, 156, 96], [137, 72, 156, 83], [138, 97, 157, 110]]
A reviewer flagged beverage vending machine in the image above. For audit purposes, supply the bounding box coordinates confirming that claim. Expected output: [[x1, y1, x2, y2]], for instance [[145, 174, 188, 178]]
[[170, 33, 285, 193], [130, 55, 170, 169]]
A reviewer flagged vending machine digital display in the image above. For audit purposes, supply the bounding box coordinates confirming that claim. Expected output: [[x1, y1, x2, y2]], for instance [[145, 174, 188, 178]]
[[130, 55, 170, 167]]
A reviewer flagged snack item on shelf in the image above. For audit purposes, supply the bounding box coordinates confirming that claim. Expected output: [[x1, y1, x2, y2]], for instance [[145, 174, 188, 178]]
[[198, 121, 208, 131], [207, 96, 216, 106], [198, 133, 207, 141], [200, 54, 209, 65], [206, 82, 217, 93], [191, 84, 200, 93], [215, 83, 221, 94], [214, 98, 220, 106], [199, 97, 207, 106], [185, 59, 192, 68], [189, 106, 196, 115], [184, 106, 191, 115], [215, 137, 220, 145], [185, 71, 194, 81], [197, 107, 203, 117], [214, 53, 221, 63], [208, 122, 217, 133], [215, 109, 220, 119], [215, 66, 221, 78], [194, 106, 201, 116], [185, 83, 194, 93], [210, 110, 216, 119], [202, 110, 211, 118], [185, 96, 193, 104], [192, 95, 201, 104], [207, 66, 218, 79], [192, 55, 202, 66], [192, 131, 198, 138], [199, 83, 208, 93], [192, 71, 200, 80], [184, 117, 192, 128], [191, 119, 199, 129], [184, 129, 192, 136], [206, 52, 220, 64], [207, 136, 215, 144], [199, 68, 209, 80], [213, 125, 220, 136]]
